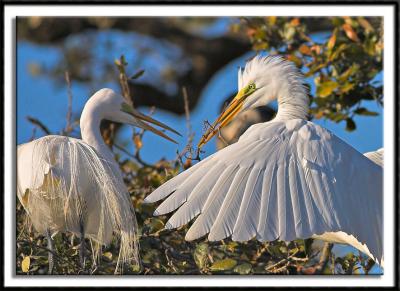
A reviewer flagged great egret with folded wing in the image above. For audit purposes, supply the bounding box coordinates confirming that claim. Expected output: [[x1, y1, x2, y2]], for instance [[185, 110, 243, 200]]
[[144, 56, 383, 267], [17, 88, 180, 274]]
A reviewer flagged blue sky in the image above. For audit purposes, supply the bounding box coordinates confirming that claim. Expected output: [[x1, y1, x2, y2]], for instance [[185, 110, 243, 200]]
[[17, 37, 383, 164], [17, 19, 383, 274]]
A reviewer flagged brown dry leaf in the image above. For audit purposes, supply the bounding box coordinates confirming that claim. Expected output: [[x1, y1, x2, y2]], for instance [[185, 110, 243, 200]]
[[246, 28, 256, 37], [342, 16, 353, 25], [290, 18, 300, 27], [310, 45, 322, 55], [357, 17, 374, 33], [314, 111, 324, 119], [134, 135, 143, 150], [342, 23, 360, 42], [183, 158, 192, 169], [286, 54, 302, 67], [28, 17, 42, 29], [327, 30, 337, 50], [299, 44, 311, 55]]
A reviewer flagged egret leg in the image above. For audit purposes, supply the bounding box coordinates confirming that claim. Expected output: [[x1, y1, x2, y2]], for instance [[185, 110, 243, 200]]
[[46, 229, 54, 275], [79, 220, 86, 271]]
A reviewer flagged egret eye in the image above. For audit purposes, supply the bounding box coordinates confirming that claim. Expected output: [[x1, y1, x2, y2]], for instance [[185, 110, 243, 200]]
[[243, 83, 256, 95]]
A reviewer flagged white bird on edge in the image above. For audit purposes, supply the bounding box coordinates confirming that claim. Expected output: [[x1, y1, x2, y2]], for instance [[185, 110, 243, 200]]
[[144, 55, 383, 267], [17, 88, 180, 274]]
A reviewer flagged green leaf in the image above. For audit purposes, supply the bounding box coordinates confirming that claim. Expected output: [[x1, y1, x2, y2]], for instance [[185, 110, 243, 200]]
[[354, 107, 379, 116], [317, 81, 339, 98], [253, 42, 269, 51], [337, 64, 359, 82], [131, 264, 141, 273], [22, 256, 30, 273], [304, 238, 314, 257], [210, 258, 237, 272], [193, 243, 209, 269], [283, 25, 296, 40], [254, 28, 266, 40], [234, 263, 252, 274], [340, 82, 355, 93], [313, 97, 328, 107], [345, 118, 356, 131], [331, 113, 348, 122], [142, 249, 160, 264], [305, 63, 326, 77], [120, 55, 128, 66], [103, 251, 113, 261], [267, 245, 285, 258], [329, 43, 348, 61], [130, 69, 145, 80], [145, 218, 164, 233], [226, 241, 239, 252]]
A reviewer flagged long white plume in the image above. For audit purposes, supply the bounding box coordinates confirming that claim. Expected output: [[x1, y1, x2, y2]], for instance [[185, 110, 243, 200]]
[[17, 135, 140, 273]]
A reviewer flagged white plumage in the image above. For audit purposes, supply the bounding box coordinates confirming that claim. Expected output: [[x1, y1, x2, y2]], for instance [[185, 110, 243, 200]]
[[144, 56, 383, 266], [17, 88, 179, 273]]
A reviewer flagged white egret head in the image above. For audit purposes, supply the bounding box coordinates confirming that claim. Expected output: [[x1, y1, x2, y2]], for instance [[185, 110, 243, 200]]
[[239, 55, 306, 110], [198, 55, 308, 148], [84, 88, 181, 143]]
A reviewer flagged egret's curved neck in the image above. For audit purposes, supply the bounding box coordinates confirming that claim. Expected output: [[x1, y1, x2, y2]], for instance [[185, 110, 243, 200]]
[[80, 102, 115, 162], [274, 90, 309, 121]]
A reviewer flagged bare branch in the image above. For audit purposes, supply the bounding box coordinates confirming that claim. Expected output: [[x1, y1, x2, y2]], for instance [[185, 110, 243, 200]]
[[26, 116, 51, 135], [64, 71, 73, 134], [115, 55, 133, 106]]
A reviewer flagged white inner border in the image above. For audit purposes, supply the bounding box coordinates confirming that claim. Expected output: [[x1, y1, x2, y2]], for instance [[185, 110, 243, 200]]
[[4, 4, 395, 288]]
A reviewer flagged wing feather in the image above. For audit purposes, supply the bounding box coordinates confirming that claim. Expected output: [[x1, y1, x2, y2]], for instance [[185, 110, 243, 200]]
[[288, 157, 308, 238], [256, 163, 278, 241], [208, 167, 251, 241], [231, 168, 264, 241], [154, 158, 217, 215], [144, 156, 214, 203], [294, 156, 320, 236], [164, 162, 226, 229], [146, 120, 383, 263], [185, 164, 238, 241]]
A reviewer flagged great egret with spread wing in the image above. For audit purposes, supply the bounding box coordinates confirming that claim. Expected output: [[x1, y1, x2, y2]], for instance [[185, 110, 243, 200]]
[[17, 88, 180, 274], [144, 56, 383, 266]]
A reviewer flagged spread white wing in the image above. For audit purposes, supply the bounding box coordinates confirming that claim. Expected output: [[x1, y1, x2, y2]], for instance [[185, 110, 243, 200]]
[[144, 119, 382, 263], [364, 148, 383, 166]]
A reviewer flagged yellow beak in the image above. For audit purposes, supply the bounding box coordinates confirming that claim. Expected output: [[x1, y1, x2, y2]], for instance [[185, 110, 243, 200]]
[[197, 86, 251, 149], [122, 103, 181, 144]]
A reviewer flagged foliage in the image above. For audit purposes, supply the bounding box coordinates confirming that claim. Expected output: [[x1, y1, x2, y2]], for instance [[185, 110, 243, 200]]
[[16, 153, 378, 275], [234, 16, 383, 130]]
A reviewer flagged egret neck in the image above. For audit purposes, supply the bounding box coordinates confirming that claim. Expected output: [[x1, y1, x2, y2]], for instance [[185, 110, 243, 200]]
[[273, 86, 309, 122], [80, 102, 115, 163]]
